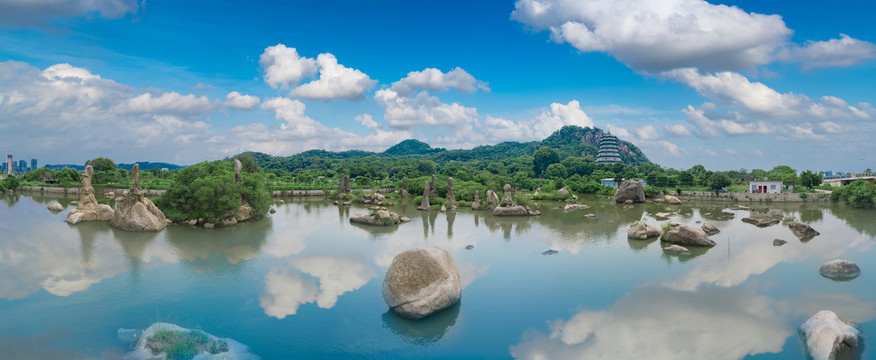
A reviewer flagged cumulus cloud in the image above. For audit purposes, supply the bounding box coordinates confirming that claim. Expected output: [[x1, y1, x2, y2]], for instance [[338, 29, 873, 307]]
[[120, 92, 214, 115], [289, 53, 377, 101], [606, 124, 682, 157], [663, 68, 807, 116], [512, 0, 791, 73], [259, 268, 319, 319], [391, 67, 490, 97], [224, 91, 260, 110], [374, 89, 478, 129], [355, 113, 381, 129], [260, 44, 318, 89], [0, 0, 140, 28], [778, 34, 876, 70], [664, 124, 692, 137], [479, 100, 593, 143]]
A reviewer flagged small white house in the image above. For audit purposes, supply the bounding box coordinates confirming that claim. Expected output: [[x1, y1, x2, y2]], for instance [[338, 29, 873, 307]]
[[749, 180, 783, 194]]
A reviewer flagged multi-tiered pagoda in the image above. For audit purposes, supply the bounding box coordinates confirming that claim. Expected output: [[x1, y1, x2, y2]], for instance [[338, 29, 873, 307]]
[[595, 132, 622, 164]]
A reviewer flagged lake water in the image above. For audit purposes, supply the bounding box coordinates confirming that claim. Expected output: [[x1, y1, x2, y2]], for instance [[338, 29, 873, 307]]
[[1, 193, 874, 359]]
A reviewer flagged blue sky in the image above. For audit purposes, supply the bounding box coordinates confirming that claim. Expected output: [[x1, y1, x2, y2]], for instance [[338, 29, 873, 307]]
[[1, 0, 874, 172]]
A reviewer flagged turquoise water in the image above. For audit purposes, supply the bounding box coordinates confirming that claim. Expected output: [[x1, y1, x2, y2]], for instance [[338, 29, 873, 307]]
[[0, 193, 874, 359]]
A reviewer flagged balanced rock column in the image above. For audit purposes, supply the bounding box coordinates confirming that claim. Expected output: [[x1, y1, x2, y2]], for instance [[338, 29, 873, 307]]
[[445, 177, 457, 210], [471, 190, 481, 210], [418, 180, 431, 211], [66, 165, 114, 224], [383, 247, 462, 319], [233, 159, 254, 222], [110, 164, 168, 232]]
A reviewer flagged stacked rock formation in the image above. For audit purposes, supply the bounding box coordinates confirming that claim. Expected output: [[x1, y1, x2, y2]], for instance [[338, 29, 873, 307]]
[[66, 165, 114, 224], [418, 180, 431, 211], [110, 164, 168, 232], [471, 190, 481, 210], [429, 174, 439, 199], [445, 177, 457, 210], [401, 176, 408, 197]]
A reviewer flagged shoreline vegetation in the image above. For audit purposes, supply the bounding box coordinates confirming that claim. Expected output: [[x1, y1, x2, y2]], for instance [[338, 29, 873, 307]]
[[3, 126, 873, 214]]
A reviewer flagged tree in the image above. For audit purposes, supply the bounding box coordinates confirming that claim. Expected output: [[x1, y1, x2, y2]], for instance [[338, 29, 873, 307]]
[[533, 147, 560, 177], [56, 168, 82, 185], [23, 167, 56, 182], [708, 172, 732, 194], [85, 157, 117, 172], [769, 165, 795, 175], [236, 152, 261, 173], [830, 180, 875, 208], [154, 160, 270, 222], [678, 171, 694, 187], [545, 163, 568, 180], [799, 170, 823, 188]]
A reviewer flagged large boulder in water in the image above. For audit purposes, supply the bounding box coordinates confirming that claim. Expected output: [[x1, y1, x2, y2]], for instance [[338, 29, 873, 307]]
[[110, 164, 168, 232], [66, 165, 114, 224], [800, 310, 861, 360], [383, 247, 462, 320], [819, 259, 861, 280], [628, 221, 661, 240], [613, 180, 645, 203], [350, 209, 401, 226], [47, 200, 65, 212], [789, 222, 820, 239], [660, 224, 716, 247], [663, 195, 683, 204], [492, 205, 537, 216]]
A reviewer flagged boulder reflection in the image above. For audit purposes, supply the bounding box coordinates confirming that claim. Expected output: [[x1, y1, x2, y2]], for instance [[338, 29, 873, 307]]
[[382, 302, 460, 345]]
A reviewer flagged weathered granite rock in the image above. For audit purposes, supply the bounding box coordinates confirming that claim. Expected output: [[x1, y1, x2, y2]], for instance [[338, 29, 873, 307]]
[[624, 199, 633, 204], [660, 224, 716, 247], [345, 174, 351, 193], [47, 200, 64, 212], [234, 159, 243, 183], [533, 188, 541, 196], [485, 190, 499, 210], [235, 205, 253, 222], [126, 322, 259, 360], [70, 200, 79, 206], [402, 176, 408, 197], [702, 222, 720, 235], [110, 164, 168, 232], [66, 165, 114, 224], [203, 223, 214, 229], [730, 205, 751, 211], [502, 184, 514, 207], [383, 247, 461, 320], [628, 221, 661, 240], [440, 205, 447, 212], [819, 259, 861, 280], [492, 205, 537, 216], [219, 217, 238, 227], [664, 195, 682, 204], [556, 187, 569, 197], [562, 204, 591, 211], [351, 209, 401, 226], [337, 175, 347, 198], [105, 191, 115, 198], [800, 311, 861, 360], [471, 190, 481, 210], [742, 217, 780, 227], [614, 179, 645, 203], [269, 208, 276, 214], [773, 239, 788, 246], [654, 212, 672, 220], [418, 180, 431, 211], [789, 222, 820, 239], [445, 177, 457, 210], [400, 216, 411, 223], [663, 245, 691, 256]]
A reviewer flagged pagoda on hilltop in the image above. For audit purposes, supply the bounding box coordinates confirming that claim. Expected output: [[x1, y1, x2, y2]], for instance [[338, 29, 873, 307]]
[[595, 132, 622, 164]]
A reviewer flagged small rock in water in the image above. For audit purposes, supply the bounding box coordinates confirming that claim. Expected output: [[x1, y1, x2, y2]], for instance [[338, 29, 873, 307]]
[[117, 328, 143, 342], [270, 208, 277, 214], [541, 250, 558, 255], [203, 223, 215, 229], [400, 217, 411, 222], [583, 214, 597, 219], [663, 245, 691, 256], [773, 239, 788, 246], [819, 259, 861, 280], [465, 245, 474, 250], [800, 310, 861, 360]]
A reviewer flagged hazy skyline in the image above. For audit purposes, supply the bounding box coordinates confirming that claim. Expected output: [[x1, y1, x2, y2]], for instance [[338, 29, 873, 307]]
[[1, 0, 874, 171]]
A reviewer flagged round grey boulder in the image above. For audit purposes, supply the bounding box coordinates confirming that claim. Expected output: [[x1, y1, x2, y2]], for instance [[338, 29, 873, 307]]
[[47, 200, 65, 212], [383, 247, 461, 320], [819, 259, 860, 280]]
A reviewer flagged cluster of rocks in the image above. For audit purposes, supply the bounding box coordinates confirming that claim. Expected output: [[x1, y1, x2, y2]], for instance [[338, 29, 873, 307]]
[[492, 184, 539, 216], [383, 247, 461, 319], [66, 165, 115, 224], [110, 164, 169, 232], [350, 208, 407, 226]]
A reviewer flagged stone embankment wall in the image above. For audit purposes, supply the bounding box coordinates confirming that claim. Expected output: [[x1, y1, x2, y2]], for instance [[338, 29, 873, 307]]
[[271, 190, 327, 197], [17, 186, 165, 196], [675, 191, 829, 203]]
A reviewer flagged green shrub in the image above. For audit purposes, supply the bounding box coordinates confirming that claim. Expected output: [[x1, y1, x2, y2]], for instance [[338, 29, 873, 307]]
[[830, 180, 875, 208], [643, 186, 660, 198]]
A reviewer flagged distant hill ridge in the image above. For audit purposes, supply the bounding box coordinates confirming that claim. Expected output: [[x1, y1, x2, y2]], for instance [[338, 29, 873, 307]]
[[242, 125, 651, 170], [44, 162, 185, 171]]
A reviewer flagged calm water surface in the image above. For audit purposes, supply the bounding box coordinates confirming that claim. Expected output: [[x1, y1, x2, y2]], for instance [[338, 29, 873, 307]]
[[1, 193, 875, 359]]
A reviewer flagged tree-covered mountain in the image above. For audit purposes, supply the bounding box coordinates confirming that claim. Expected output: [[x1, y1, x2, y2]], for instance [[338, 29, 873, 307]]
[[118, 162, 186, 171], [239, 126, 652, 174]]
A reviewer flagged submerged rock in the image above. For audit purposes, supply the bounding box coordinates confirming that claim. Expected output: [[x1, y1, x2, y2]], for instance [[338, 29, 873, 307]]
[[654, 212, 672, 220], [819, 259, 861, 280], [465, 245, 474, 250], [562, 204, 591, 211], [663, 195, 682, 204], [800, 310, 861, 360], [492, 205, 537, 216], [660, 224, 716, 247], [773, 239, 788, 246], [583, 214, 598, 219], [47, 200, 64, 212], [541, 250, 558, 255], [742, 217, 780, 227], [126, 322, 259, 360], [663, 245, 691, 256], [383, 247, 461, 320], [614, 179, 645, 203], [628, 221, 661, 240], [701, 222, 720, 235], [789, 222, 820, 239]]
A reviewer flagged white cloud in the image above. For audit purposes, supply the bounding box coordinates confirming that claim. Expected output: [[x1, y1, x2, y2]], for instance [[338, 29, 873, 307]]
[[681, 104, 772, 137], [478, 100, 592, 143], [260, 44, 318, 89], [512, 0, 791, 73], [779, 34, 876, 69], [194, 83, 212, 90], [355, 113, 381, 129], [289, 53, 377, 101], [606, 124, 681, 157], [119, 92, 214, 115], [375, 89, 478, 129], [391, 67, 490, 97], [633, 125, 660, 140], [224, 91, 260, 110], [0, 0, 140, 28], [663, 68, 806, 116], [819, 121, 843, 134], [261, 97, 327, 137], [664, 124, 692, 137]]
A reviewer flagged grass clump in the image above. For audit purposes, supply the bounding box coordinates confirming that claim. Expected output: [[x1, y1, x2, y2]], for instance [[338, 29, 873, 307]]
[[146, 328, 229, 360]]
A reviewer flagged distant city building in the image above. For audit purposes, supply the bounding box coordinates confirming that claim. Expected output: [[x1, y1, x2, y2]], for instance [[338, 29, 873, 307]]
[[5, 154, 12, 175], [595, 132, 622, 164], [31, 158, 37, 171], [19, 159, 27, 173]]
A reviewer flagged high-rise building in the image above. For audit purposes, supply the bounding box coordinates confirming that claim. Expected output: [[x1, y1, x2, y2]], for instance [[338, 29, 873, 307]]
[[31, 158, 37, 172], [6, 153, 12, 175], [19, 160, 27, 173], [595, 132, 622, 164]]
